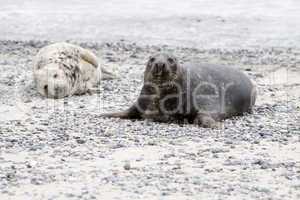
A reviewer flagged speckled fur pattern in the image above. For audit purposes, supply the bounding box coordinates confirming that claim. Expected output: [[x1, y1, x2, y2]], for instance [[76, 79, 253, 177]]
[[33, 42, 99, 98]]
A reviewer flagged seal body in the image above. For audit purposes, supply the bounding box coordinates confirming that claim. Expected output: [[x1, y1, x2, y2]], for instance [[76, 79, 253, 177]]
[[33, 42, 115, 98], [101, 53, 256, 127]]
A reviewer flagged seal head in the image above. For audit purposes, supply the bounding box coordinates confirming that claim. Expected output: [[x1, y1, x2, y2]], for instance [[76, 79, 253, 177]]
[[144, 53, 180, 84], [34, 63, 70, 99]]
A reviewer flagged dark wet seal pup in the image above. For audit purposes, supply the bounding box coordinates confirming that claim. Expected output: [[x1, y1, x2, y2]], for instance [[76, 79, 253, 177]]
[[33, 42, 116, 99], [101, 53, 257, 128]]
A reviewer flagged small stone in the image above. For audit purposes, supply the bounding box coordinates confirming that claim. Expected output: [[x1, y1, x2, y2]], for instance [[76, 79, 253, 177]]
[[24, 99, 32, 103], [253, 140, 260, 144], [147, 140, 156, 146], [161, 192, 169, 196], [123, 161, 131, 170], [130, 54, 138, 58], [213, 154, 219, 158], [26, 163, 32, 168], [6, 173, 15, 180], [76, 139, 86, 144], [31, 178, 43, 185]]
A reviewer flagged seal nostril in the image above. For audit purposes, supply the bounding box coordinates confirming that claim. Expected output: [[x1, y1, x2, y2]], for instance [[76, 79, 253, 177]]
[[152, 62, 167, 75], [152, 64, 158, 74], [54, 89, 59, 98]]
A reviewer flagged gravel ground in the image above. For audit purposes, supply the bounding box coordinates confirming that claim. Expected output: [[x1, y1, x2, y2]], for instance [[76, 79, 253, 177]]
[[1, 0, 300, 199], [0, 40, 299, 200]]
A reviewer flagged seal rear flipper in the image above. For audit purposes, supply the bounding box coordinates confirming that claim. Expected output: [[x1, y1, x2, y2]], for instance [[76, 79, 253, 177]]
[[80, 49, 99, 68], [100, 112, 132, 119], [100, 105, 141, 119], [195, 113, 220, 129]]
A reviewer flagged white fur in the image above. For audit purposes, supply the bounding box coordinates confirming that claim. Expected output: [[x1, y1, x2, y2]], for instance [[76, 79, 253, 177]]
[[33, 42, 107, 98]]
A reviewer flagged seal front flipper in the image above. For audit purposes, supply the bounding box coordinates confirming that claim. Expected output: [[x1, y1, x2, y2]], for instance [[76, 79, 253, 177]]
[[100, 112, 131, 119], [100, 105, 141, 119], [195, 113, 218, 129]]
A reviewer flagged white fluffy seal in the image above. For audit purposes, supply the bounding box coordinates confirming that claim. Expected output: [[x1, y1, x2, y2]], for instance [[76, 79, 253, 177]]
[[33, 42, 115, 98]]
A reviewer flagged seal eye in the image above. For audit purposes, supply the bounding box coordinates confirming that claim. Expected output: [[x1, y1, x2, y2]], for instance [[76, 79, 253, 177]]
[[53, 74, 58, 78], [149, 57, 155, 63], [168, 58, 174, 64]]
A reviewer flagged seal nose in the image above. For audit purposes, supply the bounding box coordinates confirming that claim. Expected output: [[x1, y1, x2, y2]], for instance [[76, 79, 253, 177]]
[[54, 87, 60, 95], [54, 86, 64, 98], [153, 62, 166, 75]]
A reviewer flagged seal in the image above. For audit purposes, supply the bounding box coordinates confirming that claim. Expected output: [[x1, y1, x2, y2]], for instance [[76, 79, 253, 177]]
[[33, 42, 115, 98], [101, 53, 257, 128]]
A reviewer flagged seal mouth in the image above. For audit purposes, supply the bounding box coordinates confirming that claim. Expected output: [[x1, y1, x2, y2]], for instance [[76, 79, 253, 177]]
[[153, 71, 177, 80], [146, 72, 178, 88], [152, 62, 166, 75]]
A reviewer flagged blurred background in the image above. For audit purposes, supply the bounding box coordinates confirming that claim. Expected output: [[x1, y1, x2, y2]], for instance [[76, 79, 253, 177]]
[[1, 0, 300, 48]]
